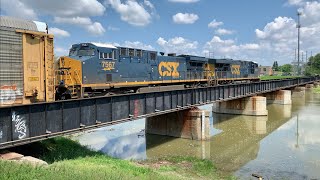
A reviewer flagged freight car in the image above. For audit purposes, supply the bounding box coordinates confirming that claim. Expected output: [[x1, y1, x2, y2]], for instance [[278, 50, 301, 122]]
[[55, 42, 259, 100], [0, 16, 55, 106]]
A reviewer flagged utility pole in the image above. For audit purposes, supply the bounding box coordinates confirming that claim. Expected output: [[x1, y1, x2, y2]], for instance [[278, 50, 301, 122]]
[[306, 51, 308, 62], [297, 11, 302, 75]]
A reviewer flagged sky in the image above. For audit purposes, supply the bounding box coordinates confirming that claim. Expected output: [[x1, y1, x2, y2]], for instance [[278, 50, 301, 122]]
[[0, 0, 319, 65]]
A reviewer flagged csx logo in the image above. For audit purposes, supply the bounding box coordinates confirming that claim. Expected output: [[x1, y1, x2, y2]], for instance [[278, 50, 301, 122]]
[[158, 62, 180, 78], [102, 61, 115, 71], [231, 65, 240, 75]]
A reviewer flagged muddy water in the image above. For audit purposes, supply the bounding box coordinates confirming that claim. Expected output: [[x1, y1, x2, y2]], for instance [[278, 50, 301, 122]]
[[73, 91, 320, 179]]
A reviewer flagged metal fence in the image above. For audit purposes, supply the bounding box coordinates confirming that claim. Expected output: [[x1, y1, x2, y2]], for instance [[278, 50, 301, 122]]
[[0, 77, 319, 149]]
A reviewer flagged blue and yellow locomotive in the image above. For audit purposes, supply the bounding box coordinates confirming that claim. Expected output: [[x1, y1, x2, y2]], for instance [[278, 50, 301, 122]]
[[55, 43, 258, 99]]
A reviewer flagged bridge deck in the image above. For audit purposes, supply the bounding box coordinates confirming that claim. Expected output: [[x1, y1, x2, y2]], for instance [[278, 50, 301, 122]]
[[0, 77, 318, 149]]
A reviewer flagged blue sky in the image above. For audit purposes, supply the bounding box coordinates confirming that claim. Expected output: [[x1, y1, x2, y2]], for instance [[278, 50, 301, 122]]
[[1, 0, 319, 65]]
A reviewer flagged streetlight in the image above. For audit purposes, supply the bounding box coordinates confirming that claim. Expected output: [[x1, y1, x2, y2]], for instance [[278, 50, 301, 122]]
[[296, 11, 302, 75]]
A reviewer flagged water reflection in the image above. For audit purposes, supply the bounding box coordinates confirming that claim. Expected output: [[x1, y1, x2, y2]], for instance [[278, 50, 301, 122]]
[[72, 120, 147, 160], [209, 103, 295, 175], [235, 93, 320, 180], [146, 135, 211, 159]]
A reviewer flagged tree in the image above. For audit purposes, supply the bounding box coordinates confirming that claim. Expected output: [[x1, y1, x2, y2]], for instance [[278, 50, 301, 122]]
[[305, 53, 320, 76], [272, 61, 279, 71], [279, 64, 292, 73]]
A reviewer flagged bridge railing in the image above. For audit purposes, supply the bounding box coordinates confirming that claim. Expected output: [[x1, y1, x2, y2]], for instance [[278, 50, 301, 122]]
[[0, 77, 319, 148]]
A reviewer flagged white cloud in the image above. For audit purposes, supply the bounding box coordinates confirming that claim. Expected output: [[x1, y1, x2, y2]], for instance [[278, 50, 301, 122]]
[[299, 1, 320, 26], [215, 28, 235, 35], [123, 41, 155, 50], [86, 22, 106, 36], [91, 41, 155, 51], [54, 17, 92, 25], [208, 19, 223, 28], [143, 0, 158, 17], [106, 0, 154, 26], [1, 0, 105, 19], [108, 26, 120, 31], [240, 43, 260, 50], [55, 46, 69, 56], [203, 36, 261, 60], [157, 37, 198, 55], [172, 13, 199, 24], [255, 17, 296, 40], [54, 17, 105, 36], [0, 0, 106, 36], [286, 0, 306, 6], [48, 27, 70, 38], [168, 0, 199, 3], [0, 0, 37, 19], [24, 0, 105, 17]]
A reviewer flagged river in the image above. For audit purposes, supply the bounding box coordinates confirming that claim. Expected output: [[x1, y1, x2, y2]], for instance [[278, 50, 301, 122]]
[[72, 90, 320, 179]]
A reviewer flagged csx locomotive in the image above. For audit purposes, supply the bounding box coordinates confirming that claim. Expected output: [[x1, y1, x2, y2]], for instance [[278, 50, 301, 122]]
[[55, 42, 259, 99]]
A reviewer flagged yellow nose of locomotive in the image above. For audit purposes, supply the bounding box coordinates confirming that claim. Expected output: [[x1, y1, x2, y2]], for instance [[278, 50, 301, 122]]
[[55, 56, 83, 99]]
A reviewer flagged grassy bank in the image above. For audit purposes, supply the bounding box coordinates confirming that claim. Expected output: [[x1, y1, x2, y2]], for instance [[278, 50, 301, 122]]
[[0, 138, 233, 180], [313, 86, 320, 93], [260, 75, 299, 80]]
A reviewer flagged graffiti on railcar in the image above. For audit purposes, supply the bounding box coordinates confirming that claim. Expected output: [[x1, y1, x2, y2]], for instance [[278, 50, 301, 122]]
[[158, 62, 180, 78], [0, 85, 22, 105], [12, 112, 27, 139]]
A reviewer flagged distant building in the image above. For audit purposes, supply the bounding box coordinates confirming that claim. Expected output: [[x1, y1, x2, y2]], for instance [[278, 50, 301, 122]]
[[259, 66, 273, 76]]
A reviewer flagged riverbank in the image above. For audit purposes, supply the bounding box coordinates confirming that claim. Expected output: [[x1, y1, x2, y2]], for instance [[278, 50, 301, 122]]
[[313, 86, 320, 93], [0, 137, 234, 180]]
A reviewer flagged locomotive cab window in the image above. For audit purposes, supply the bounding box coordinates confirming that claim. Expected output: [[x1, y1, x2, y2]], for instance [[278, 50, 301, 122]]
[[78, 46, 95, 56], [108, 52, 113, 59], [150, 52, 156, 60], [103, 53, 108, 59], [129, 48, 135, 56], [120, 48, 127, 56], [69, 47, 77, 56], [99, 51, 115, 60], [136, 50, 142, 57]]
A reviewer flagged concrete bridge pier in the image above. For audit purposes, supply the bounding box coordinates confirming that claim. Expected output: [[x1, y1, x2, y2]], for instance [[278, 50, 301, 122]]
[[292, 86, 306, 98], [146, 109, 210, 141], [264, 90, 292, 105], [306, 84, 314, 89], [213, 96, 268, 116], [314, 82, 320, 88]]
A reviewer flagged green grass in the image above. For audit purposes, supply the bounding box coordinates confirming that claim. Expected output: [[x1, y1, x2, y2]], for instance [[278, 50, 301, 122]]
[[260, 75, 300, 80], [313, 86, 320, 93], [0, 138, 231, 180]]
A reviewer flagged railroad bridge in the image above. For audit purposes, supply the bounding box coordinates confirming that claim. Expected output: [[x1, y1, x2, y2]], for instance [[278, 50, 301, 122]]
[[0, 77, 319, 149]]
